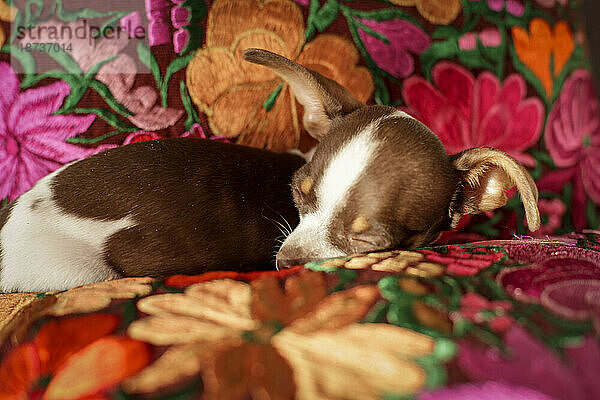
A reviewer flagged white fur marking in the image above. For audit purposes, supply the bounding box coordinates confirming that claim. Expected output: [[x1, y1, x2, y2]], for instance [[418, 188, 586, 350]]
[[279, 118, 382, 258], [0, 168, 136, 292]]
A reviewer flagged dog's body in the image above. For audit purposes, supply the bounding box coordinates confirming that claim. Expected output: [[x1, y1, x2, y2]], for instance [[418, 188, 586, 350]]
[[0, 138, 303, 292], [0, 49, 541, 292]]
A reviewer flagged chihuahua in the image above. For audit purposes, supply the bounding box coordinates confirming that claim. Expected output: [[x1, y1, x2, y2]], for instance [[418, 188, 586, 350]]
[[0, 49, 540, 292], [238, 49, 540, 266]]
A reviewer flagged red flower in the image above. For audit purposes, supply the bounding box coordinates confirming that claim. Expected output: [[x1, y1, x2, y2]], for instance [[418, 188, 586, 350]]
[[454, 292, 513, 333], [0, 314, 151, 400], [402, 62, 544, 166], [421, 245, 504, 276]]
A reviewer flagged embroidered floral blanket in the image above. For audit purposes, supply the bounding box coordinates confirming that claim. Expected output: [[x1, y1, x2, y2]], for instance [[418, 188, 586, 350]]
[[0, 0, 599, 237], [0, 233, 599, 399]]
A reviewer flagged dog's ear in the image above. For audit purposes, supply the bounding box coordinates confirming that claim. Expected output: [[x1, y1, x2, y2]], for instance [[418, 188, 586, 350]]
[[449, 147, 540, 232], [243, 48, 364, 140]]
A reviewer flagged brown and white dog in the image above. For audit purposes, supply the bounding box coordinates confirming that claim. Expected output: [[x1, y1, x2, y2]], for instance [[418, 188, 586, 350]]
[[0, 49, 540, 292]]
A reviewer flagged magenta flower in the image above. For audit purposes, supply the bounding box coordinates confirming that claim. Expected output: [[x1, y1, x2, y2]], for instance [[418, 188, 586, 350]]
[[402, 62, 544, 166], [470, 0, 525, 16], [498, 256, 600, 332], [458, 326, 600, 400], [419, 381, 555, 400], [533, 198, 566, 236], [357, 18, 430, 78], [458, 27, 502, 51], [544, 70, 600, 204], [0, 63, 101, 201]]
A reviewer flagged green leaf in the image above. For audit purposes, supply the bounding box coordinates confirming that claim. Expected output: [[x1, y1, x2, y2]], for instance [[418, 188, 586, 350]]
[[137, 42, 163, 89], [71, 107, 138, 131], [587, 200, 600, 229], [262, 84, 283, 111], [84, 56, 118, 79], [179, 80, 200, 131], [53, 0, 124, 22], [313, 0, 339, 32], [340, 6, 423, 29], [420, 40, 459, 80], [161, 51, 196, 107], [89, 79, 134, 116], [96, 12, 130, 38], [55, 78, 88, 114], [2, 45, 38, 87], [304, 0, 320, 42], [65, 130, 125, 144], [47, 47, 83, 75]]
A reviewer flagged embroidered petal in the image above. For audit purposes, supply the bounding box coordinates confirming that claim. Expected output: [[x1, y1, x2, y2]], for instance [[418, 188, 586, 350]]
[[44, 337, 151, 400]]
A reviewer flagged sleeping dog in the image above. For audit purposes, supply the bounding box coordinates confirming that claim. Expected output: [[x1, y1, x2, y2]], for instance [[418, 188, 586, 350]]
[[0, 49, 540, 292]]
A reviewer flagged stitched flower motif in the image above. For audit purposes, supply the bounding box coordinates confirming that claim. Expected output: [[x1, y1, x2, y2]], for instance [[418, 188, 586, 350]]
[[512, 18, 574, 98], [125, 272, 436, 398], [49, 277, 155, 316], [0, 63, 103, 202], [315, 245, 503, 277], [389, 0, 462, 25], [357, 18, 430, 78], [458, 27, 502, 51], [544, 70, 600, 204], [534, 198, 567, 236], [498, 256, 600, 332], [0, 314, 151, 400], [120, 0, 203, 54], [185, 0, 373, 152], [453, 292, 513, 333], [458, 326, 600, 400], [402, 62, 544, 166], [420, 381, 556, 400], [470, 0, 525, 17], [16, 19, 183, 132]]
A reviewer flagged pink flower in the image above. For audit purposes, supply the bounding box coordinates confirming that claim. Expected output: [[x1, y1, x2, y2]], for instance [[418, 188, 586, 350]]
[[402, 62, 544, 166], [17, 19, 183, 132], [470, 0, 524, 16], [544, 70, 600, 204], [180, 123, 231, 142], [454, 292, 513, 332], [421, 245, 504, 276], [459, 326, 600, 400], [498, 257, 600, 332], [458, 28, 502, 51], [129, 0, 203, 54], [0, 63, 100, 201], [357, 18, 430, 78], [533, 198, 566, 236], [420, 381, 556, 400]]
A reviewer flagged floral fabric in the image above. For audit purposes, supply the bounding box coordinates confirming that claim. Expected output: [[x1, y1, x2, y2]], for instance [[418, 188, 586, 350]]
[[0, 0, 598, 235], [0, 232, 599, 399]]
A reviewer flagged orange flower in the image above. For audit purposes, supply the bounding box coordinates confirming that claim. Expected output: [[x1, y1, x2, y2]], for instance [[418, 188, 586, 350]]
[[390, 0, 462, 25], [0, 314, 151, 400], [0, 0, 18, 49], [126, 272, 435, 398], [512, 18, 574, 98], [186, 0, 373, 152]]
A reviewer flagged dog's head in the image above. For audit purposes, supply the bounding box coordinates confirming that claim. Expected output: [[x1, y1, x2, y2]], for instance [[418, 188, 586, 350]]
[[243, 49, 541, 266]]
